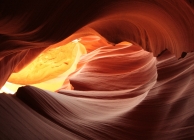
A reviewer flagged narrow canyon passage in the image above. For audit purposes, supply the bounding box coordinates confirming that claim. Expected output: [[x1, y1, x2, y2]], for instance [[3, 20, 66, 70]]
[[0, 0, 194, 139]]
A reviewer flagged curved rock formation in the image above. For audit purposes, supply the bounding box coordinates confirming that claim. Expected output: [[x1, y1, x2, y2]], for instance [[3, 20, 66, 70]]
[[0, 0, 194, 139]]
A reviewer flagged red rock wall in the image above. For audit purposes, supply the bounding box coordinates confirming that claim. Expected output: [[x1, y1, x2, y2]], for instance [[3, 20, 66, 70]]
[[0, 0, 194, 139]]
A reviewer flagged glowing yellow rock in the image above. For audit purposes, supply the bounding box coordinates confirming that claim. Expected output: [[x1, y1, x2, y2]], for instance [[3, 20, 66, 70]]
[[8, 41, 86, 85]]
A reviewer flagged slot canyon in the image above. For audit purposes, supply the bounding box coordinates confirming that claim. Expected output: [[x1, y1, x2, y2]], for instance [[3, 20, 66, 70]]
[[0, 0, 194, 139]]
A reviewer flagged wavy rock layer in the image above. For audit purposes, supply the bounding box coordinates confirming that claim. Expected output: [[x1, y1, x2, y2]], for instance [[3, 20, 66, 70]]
[[0, 0, 194, 140]]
